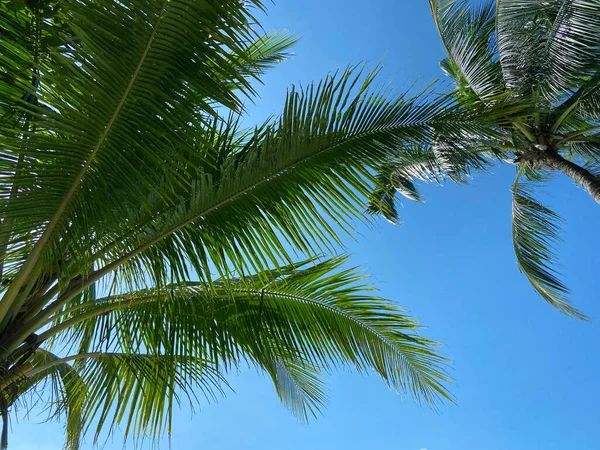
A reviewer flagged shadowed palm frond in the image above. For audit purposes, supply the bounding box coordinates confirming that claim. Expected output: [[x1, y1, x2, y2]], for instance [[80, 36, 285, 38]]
[[0, 0, 269, 318], [3, 349, 86, 450]]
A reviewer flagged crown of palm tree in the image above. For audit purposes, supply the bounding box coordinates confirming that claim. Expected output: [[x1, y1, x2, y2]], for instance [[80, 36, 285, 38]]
[[371, 0, 600, 320], [0, 0, 467, 447]]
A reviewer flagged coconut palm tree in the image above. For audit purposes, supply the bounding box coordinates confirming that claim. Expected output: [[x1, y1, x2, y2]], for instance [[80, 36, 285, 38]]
[[370, 0, 600, 320], [0, 0, 467, 447]]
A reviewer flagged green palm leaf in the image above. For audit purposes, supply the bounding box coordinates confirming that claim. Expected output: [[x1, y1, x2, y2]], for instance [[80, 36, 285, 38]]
[[235, 31, 299, 81], [30, 67, 468, 308], [6, 351, 227, 446], [6, 258, 451, 446], [0, 0, 268, 318], [511, 175, 585, 319], [374, 0, 600, 320], [3, 349, 86, 450], [431, 0, 502, 99], [0, 1, 460, 446], [46, 258, 451, 403], [267, 359, 328, 422]]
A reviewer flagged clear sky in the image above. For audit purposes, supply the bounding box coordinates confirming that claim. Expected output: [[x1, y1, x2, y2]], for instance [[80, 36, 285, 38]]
[[12, 1, 600, 449]]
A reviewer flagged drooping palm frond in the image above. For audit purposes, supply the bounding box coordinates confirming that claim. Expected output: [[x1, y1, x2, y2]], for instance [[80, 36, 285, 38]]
[[266, 358, 328, 422], [367, 161, 425, 224], [9, 258, 451, 445], [367, 136, 502, 224], [6, 351, 228, 447], [561, 132, 600, 167], [4, 349, 86, 450], [48, 258, 451, 400], [511, 175, 585, 319]]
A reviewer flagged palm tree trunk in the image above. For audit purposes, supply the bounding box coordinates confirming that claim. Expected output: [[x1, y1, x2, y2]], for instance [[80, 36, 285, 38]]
[[0, 399, 7, 450], [543, 152, 600, 204]]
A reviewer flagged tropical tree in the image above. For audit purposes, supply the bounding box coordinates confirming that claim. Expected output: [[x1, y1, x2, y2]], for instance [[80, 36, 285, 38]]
[[0, 0, 466, 447], [370, 0, 600, 320]]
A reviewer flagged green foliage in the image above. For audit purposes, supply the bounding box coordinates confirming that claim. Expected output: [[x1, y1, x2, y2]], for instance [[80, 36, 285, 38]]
[[373, 0, 600, 319], [17, 259, 450, 445], [0, 0, 454, 447], [511, 177, 586, 319]]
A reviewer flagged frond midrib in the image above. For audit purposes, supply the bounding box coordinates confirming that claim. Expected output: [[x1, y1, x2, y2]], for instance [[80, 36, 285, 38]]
[[46, 285, 436, 383], [79, 114, 434, 289]]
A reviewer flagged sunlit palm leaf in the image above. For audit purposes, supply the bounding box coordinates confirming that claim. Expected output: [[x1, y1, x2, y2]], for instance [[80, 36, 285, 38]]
[[235, 30, 299, 81], [368, 140, 500, 223], [431, 0, 502, 99], [545, 0, 600, 99], [262, 358, 328, 422], [44, 258, 451, 412], [43, 68, 471, 300], [496, 0, 562, 95], [373, 0, 599, 320], [511, 176, 585, 319]]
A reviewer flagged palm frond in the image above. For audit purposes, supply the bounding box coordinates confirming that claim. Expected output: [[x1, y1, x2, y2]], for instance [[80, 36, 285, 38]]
[[496, 0, 565, 96], [431, 0, 503, 99], [77, 353, 228, 443], [0, 0, 268, 318], [368, 139, 502, 223], [544, 0, 600, 100], [367, 160, 427, 224], [5, 349, 86, 450], [263, 358, 328, 422], [563, 136, 600, 166], [10, 351, 228, 446], [551, 71, 600, 130], [511, 175, 586, 319], [46, 67, 470, 300], [234, 30, 299, 82], [43, 257, 452, 413]]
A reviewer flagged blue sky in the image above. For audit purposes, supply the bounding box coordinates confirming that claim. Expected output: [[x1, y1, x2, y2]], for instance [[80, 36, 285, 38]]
[[12, 1, 600, 449]]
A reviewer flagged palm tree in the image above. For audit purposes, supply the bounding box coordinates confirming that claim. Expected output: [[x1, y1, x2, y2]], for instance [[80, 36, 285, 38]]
[[370, 0, 600, 320], [0, 0, 465, 447]]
